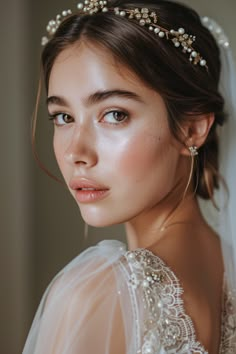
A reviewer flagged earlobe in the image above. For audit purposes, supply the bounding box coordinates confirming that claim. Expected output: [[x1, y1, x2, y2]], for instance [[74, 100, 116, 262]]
[[180, 113, 215, 156]]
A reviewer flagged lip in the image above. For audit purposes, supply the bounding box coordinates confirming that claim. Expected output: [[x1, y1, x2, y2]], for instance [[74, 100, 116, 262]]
[[69, 178, 110, 203]]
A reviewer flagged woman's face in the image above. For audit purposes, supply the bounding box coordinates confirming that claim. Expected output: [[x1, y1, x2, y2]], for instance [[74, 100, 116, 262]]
[[48, 42, 184, 227]]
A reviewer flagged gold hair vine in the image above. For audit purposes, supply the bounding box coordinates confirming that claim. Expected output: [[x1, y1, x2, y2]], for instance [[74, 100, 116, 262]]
[[42, 0, 207, 68]]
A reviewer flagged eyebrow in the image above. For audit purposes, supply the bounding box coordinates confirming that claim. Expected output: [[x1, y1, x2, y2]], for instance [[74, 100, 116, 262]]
[[47, 89, 145, 108]]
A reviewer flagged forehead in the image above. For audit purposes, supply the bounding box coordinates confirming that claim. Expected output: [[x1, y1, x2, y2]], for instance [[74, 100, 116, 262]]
[[49, 42, 151, 96]]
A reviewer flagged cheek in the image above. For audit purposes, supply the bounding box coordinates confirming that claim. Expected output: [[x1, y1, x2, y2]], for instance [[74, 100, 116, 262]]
[[111, 129, 177, 183]]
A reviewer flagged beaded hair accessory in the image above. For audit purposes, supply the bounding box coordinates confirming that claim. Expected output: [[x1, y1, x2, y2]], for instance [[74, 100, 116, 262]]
[[42, 0, 208, 68]]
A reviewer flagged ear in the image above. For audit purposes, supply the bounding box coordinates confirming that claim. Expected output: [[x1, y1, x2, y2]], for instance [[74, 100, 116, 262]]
[[180, 113, 215, 156]]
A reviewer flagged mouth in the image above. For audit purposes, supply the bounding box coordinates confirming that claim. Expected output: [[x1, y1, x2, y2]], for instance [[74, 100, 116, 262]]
[[74, 188, 110, 203], [69, 178, 110, 203], [78, 187, 104, 191]]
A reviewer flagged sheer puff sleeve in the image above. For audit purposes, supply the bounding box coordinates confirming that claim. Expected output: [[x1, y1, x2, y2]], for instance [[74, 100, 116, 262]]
[[23, 240, 137, 354]]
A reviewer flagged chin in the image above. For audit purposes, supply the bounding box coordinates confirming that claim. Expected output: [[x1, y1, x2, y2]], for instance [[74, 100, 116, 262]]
[[85, 219, 116, 228], [80, 211, 115, 228], [79, 208, 126, 228]]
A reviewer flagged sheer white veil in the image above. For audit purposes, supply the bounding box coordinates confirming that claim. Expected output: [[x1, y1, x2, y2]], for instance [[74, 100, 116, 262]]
[[201, 17, 236, 290]]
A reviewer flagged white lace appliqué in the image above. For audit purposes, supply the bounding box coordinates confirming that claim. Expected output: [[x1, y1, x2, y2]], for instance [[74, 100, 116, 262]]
[[122, 248, 236, 354]]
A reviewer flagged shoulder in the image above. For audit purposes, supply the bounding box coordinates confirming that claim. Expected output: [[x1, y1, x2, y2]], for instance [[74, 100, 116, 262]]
[[45, 240, 128, 306], [24, 240, 131, 353]]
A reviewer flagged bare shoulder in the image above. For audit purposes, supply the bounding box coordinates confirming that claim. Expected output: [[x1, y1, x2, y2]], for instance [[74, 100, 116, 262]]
[[149, 222, 223, 280]]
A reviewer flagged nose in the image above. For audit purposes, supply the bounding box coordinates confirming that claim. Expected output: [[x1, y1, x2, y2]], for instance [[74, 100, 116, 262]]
[[64, 124, 98, 167]]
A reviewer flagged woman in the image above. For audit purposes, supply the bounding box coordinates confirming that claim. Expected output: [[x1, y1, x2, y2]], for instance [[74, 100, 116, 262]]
[[23, 0, 236, 352]]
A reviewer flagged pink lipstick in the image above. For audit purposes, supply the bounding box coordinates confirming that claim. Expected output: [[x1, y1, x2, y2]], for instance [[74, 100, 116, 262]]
[[69, 178, 109, 203]]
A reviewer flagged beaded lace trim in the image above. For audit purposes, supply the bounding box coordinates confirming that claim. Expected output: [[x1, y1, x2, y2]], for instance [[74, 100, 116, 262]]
[[122, 248, 236, 354]]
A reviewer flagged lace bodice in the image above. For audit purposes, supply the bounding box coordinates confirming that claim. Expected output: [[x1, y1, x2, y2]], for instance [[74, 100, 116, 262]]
[[119, 248, 236, 354]]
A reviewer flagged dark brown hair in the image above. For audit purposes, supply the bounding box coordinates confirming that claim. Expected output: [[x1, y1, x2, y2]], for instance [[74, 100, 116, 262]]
[[41, 0, 226, 200]]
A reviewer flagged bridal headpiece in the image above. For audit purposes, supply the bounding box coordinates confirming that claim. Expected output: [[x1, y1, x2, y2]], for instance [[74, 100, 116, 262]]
[[42, 0, 208, 68]]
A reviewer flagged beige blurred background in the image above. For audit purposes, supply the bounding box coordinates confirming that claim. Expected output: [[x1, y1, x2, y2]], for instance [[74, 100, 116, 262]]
[[0, 0, 235, 353]]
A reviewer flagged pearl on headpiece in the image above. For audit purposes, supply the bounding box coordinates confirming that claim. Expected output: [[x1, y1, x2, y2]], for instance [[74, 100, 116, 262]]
[[200, 59, 207, 66], [191, 51, 198, 58], [178, 28, 185, 35], [41, 36, 49, 46], [158, 31, 165, 38]]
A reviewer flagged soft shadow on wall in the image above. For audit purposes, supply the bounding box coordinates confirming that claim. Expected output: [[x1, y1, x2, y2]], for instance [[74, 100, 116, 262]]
[[0, 0, 33, 354]]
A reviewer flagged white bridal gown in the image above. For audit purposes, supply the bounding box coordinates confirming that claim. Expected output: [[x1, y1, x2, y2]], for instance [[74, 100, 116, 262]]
[[23, 240, 236, 354]]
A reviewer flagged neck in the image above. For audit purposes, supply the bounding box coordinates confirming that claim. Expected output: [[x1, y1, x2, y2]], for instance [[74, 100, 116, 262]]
[[125, 190, 204, 251]]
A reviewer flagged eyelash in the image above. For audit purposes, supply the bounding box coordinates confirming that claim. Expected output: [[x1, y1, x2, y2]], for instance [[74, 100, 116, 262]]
[[48, 109, 129, 126], [101, 109, 129, 125], [48, 113, 73, 126]]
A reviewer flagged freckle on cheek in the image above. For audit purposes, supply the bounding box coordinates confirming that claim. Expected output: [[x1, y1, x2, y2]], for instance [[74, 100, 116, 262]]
[[148, 134, 162, 142]]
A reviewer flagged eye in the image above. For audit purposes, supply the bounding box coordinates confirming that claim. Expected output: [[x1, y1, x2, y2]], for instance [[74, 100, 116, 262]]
[[49, 113, 73, 126], [102, 110, 128, 124]]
